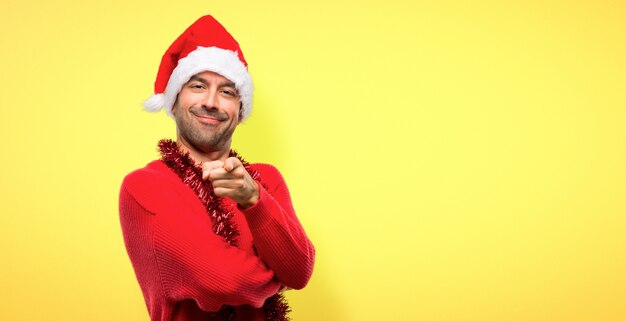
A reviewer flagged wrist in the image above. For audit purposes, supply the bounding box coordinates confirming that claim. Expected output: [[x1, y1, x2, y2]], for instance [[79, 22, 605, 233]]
[[239, 186, 259, 210]]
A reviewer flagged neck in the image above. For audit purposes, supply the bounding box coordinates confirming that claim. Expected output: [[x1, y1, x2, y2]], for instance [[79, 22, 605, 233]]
[[176, 138, 231, 164]]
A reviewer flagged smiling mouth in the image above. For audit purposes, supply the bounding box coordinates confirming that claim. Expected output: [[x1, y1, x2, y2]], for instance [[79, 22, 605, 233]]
[[190, 108, 228, 124], [194, 114, 223, 125]]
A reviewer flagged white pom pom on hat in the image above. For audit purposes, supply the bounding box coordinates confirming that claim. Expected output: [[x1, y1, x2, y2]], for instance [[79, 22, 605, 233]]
[[144, 15, 253, 121], [143, 93, 165, 112]]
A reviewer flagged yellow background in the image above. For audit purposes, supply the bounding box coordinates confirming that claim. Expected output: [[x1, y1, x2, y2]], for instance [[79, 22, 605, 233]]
[[1, 1, 625, 320]]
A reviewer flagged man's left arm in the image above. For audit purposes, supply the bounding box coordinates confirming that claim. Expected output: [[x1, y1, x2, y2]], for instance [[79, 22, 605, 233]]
[[204, 159, 315, 290]]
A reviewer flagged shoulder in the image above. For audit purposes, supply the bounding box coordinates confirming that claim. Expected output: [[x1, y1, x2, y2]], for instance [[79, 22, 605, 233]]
[[248, 163, 290, 194], [120, 160, 185, 213], [122, 160, 176, 190]]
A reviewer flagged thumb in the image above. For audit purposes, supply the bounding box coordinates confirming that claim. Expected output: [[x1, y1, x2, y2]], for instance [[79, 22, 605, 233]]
[[224, 157, 242, 172]]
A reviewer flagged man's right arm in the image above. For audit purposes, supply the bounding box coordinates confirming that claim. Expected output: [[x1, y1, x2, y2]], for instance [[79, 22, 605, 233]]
[[119, 169, 280, 312]]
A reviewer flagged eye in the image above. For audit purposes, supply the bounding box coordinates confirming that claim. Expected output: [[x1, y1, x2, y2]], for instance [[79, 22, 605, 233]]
[[221, 88, 238, 97], [187, 82, 206, 91]]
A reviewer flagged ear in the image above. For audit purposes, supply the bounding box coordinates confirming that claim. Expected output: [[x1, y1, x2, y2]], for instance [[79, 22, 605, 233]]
[[238, 102, 244, 121], [171, 95, 180, 114]]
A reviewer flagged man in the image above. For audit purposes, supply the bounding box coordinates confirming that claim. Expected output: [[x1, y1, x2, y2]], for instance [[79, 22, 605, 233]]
[[119, 15, 315, 321]]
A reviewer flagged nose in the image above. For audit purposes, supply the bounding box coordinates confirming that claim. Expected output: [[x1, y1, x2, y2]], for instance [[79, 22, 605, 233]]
[[202, 89, 219, 109]]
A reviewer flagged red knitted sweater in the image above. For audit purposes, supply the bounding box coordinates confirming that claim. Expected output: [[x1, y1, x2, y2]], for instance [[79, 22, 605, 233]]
[[119, 160, 315, 321]]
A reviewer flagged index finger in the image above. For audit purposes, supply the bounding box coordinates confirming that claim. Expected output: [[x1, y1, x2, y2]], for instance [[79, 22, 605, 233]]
[[202, 160, 224, 172], [202, 160, 224, 179]]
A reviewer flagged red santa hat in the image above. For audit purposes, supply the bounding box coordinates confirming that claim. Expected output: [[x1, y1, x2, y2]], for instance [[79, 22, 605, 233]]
[[144, 15, 253, 121]]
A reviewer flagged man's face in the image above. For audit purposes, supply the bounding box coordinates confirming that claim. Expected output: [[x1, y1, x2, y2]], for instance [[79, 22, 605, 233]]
[[172, 71, 241, 153]]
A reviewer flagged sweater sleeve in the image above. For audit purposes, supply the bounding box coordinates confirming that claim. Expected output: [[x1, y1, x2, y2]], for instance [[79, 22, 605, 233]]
[[242, 164, 316, 290], [119, 170, 281, 312]]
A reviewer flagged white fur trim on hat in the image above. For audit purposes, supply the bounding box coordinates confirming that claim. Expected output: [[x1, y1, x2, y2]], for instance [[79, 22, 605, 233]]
[[145, 46, 253, 122], [143, 93, 165, 112]]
